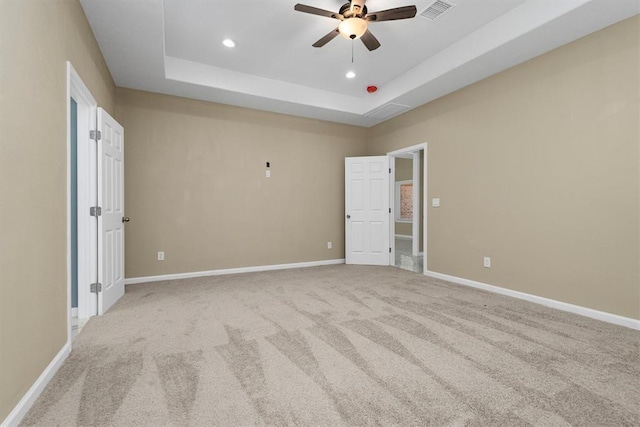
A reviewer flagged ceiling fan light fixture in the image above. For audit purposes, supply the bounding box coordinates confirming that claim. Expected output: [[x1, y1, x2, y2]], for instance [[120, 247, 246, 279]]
[[222, 38, 236, 48], [339, 17, 367, 39]]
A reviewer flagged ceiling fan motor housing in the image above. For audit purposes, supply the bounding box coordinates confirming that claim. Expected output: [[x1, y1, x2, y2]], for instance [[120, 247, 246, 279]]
[[339, 1, 368, 39], [340, 1, 367, 18]]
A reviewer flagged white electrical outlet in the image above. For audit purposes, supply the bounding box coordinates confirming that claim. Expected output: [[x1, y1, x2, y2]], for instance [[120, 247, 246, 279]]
[[432, 198, 440, 207], [483, 257, 491, 268], [327, 241, 332, 249], [158, 251, 165, 261], [265, 170, 271, 178]]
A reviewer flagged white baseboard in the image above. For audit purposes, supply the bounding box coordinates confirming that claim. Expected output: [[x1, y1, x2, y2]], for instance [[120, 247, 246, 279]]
[[2, 342, 71, 427], [125, 258, 346, 285], [424, 270, 640, 330]]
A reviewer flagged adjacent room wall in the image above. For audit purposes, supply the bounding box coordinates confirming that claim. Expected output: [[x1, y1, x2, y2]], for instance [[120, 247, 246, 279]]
[[0, 0, 116, 421], [395, 158, 413, 237], [116, 88, 368, 279], [369, 16, 640, 319]]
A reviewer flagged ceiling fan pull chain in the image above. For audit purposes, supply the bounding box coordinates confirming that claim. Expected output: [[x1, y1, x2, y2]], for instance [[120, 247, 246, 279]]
[[351, 39, 354, 63]]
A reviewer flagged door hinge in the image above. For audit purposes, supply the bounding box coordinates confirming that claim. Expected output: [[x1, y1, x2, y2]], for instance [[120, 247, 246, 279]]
[[90, 283, 102, 293], [90, 130, 101, 141], [389, 247, 392, 253], [90, 206, 102, 217], [389, 208, 391, 213], [389, 168, 391, 173]]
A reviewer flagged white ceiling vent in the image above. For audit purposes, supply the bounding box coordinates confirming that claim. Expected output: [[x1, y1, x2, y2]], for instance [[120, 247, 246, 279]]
[[420, 0, 454, 21], [364, 103, 411, 121]]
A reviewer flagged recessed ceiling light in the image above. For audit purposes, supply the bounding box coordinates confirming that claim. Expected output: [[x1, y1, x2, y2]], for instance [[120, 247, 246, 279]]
[[222, 39, 236, 48], [346, 71, 356, 79]]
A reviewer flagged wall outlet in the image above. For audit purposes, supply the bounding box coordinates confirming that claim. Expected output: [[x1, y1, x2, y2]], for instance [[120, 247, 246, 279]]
[[265, 170, 271, 178], [432, 198, 440, 207], [483, 256, 491, 268], [327, 241, 332, 249], [158, 251, 165, 261]]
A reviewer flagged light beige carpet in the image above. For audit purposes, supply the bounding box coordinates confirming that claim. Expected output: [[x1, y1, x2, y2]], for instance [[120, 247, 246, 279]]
[[22, 265, 640, 426]]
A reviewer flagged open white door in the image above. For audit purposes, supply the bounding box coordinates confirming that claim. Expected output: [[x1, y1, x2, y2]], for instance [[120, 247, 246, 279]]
[[345, 156, 390, 265], [97, 108, 125, 314]]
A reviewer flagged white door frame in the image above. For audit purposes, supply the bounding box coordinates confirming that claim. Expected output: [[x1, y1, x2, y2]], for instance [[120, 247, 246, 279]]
[[67, 62, 98, 336], [387, 142, 427, 274]]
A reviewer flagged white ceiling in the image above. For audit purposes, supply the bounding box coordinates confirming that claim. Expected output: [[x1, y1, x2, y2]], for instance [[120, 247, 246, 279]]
[[80, 0, 639, 127]]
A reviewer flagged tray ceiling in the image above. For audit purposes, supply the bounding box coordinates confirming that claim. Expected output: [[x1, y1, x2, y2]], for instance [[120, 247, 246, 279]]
[[80, 0, 639, 127]]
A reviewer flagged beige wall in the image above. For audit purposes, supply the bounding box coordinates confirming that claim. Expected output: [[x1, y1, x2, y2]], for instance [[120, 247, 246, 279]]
[[370, 16, 640, 319], [395, 158, 413, 181], [395, 222, 413, 236], [1, 5, 638, 423], [393, 156, 425, 252], [116, 88, 368, 278], [0, 0, 116, 420]]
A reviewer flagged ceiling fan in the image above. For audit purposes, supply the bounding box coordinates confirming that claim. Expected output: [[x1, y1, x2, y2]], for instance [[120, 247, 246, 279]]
[[294, 0, 417, 51]]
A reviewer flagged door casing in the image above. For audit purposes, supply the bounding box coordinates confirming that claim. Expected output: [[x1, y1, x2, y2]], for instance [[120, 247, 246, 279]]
[[387, 143, 427, 273], [67, 62, 99, 332]]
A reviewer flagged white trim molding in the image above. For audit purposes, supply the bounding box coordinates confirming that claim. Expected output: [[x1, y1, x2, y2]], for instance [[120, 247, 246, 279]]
[[387, 143, 427, 156], [1, 343, 71, 427], [425, 270, 640, 331], [67, 61, 98, 322], [125, 259, 346, 285], [395, 234, 412, 240]]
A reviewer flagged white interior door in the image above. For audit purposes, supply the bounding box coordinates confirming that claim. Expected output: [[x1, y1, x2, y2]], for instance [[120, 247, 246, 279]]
[[345, 156, 390, 265], [97, 108, 125, 314]]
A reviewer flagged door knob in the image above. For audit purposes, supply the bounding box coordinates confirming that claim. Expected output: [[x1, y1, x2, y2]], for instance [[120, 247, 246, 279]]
[[122, 217, 130, 223], [346, 214, 351, 219]]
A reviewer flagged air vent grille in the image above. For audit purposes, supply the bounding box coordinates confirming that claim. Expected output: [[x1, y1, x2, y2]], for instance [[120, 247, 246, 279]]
[[364, 103, 410, 121], [420, 0, 454, 21]]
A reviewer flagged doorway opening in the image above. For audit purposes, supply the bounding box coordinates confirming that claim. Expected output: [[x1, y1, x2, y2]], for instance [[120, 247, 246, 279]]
[[67, 62, 99, 341], [67, 62, 126, 343], [69, 97, 89, 339], [388, 143, 427, 274]]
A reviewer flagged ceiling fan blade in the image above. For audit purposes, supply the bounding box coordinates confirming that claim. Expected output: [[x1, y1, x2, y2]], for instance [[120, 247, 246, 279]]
[[360, 29, 381, 51], [294, 4, 343, 20], [365, 5, 417, 22], [313, 28, 340, 48]]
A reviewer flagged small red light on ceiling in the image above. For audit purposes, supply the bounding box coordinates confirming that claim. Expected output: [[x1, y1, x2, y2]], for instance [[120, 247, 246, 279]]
[[366, 85, 378, 93]]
